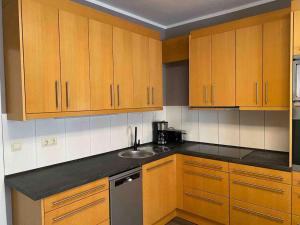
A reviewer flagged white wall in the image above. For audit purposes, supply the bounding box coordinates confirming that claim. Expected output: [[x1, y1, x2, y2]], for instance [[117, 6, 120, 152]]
[[167, 106, 289, 152]]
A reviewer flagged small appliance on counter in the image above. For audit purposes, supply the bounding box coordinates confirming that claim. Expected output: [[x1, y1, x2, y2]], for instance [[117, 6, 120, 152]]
[[293, 56, 300, 107], [153, 121, 185, 145]]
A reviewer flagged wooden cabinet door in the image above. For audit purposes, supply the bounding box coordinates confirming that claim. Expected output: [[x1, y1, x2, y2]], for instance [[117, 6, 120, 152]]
[[22, 0, 61, 113], [132, 33, 150, 108], [294, 11, 300, 55], [59, 10, 90, 112], [89, 19, 114, 110], [263, 18, 290, 107], [212, 30, 236, 107], [236, 25, 263, 107], [149, 38, 163, 108], [189, 35, 212, 107], [113, 27, 134, 109], [143, 156, 177, 225]]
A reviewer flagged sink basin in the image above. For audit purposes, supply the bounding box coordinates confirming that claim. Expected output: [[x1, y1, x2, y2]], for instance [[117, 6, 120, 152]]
[[118, 149, 155, 159]]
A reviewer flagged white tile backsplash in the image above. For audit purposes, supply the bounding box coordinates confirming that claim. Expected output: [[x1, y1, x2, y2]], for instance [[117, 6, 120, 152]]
[[181, 107, 198, 141], [142, 112, 155, 143], [240, 111, 265, 149], [65, 117, 91, 161], [199, 110, 219, 144], [166, 106, 182, 129], [128, 113, 143, 146], [2, 115, 36, 175], [90, 115, 111, 156], [36, 119, 66, 167], [218, 111, 240, 146], [110, 114, 129, 150], [265, 111, 289, 152]]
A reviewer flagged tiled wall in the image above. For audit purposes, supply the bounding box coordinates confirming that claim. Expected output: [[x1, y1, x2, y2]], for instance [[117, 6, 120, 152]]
[[2, 109, 166, 175], [167, 106, 289, 152]]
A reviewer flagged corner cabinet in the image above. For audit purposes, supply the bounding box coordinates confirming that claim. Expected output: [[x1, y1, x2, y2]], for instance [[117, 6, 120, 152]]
[[3, 0, 163, 120]]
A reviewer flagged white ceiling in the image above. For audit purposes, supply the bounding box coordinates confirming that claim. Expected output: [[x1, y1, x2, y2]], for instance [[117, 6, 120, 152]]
[[84, 0, 276, 29]]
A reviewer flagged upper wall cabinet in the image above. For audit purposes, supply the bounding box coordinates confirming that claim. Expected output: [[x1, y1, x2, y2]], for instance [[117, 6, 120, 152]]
[[189, 10, 290, 110], [295, 11, 300, 55], [22, 0, 61, 114], [59, 10, 91, 112], [211, 30, 236, 107], [3, 0, 162, 120], [263, 18, 290, 108], [236, 25, 263, 107]]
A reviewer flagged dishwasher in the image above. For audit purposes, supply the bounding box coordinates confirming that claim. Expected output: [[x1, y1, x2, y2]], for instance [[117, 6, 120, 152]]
[[109, 167, 143, 225]]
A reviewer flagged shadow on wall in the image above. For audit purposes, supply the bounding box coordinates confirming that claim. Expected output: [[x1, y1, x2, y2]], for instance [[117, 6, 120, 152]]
[[165, 61, 189, 106]]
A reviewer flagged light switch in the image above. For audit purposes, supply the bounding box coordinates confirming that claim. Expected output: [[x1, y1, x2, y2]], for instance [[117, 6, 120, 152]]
[[11, 142, 22, 152]]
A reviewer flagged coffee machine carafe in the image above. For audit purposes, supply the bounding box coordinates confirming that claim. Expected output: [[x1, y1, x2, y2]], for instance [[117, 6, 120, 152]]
[[153, 121, 168, 145]]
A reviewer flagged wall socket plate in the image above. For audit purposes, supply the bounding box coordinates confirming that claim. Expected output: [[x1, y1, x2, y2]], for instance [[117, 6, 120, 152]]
[[41, 137, 57, 147], [11, 142, 22, 152]]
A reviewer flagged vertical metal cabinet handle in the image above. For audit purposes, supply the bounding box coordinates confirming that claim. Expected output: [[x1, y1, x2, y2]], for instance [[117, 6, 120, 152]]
[[232, 205, 284, 223], [55, 80, 59, 109], [66, 81, 70, 108], [265, 82, 268, 105], [152, 87, 154, 105], [203, 86, 207, 104], [117, 85, 120, 107], [52, 198, 106, 223], [211, 85, 215, 105], [147, 87, 150, 105], [255, 82, 258, 105], [110, 84, 113, 107]]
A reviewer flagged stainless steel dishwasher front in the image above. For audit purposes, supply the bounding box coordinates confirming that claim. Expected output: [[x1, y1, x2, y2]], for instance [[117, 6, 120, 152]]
[[109, 167, 143, 225]]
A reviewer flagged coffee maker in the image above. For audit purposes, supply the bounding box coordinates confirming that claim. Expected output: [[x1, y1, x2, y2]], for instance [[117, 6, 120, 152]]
[[153, 121, 168, 145]]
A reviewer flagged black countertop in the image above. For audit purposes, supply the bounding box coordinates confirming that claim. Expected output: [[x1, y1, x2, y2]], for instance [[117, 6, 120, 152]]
[[5, 142, 290, 201]]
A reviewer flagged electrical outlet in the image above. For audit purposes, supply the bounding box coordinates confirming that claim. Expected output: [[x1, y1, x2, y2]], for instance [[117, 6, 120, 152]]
[[42, 137, 58, 147], [11, 142, 22, 152]]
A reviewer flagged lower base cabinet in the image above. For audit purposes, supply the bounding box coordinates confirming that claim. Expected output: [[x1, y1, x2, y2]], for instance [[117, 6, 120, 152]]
[[230, 200, 291, 225], [293, 215, 300, 225]]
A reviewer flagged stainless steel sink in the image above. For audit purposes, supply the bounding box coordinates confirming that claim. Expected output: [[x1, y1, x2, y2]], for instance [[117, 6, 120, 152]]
[[118, 149, 155, 159]]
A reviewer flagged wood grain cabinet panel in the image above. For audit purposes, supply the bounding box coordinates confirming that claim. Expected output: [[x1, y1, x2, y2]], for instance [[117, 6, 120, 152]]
[[89, 19, 114, 110], [293, 185, 300, 216], [263, 18, 290, 107], [149, 38, 163, 108], [236, 25, 263, 107], [294, 11, 300, 55], [230, 199, 291, 225], [22, 0, 61, 114], [211, 30, 236, 107], [132, 33, 150, 108], [59, 10, 91, 112], [113, 27, 134, 109], [44, 191, 109, 225], [293, 172, 300, 186], [293, 215, 300, 225], [183, 187, 229, 225], [143, 155, 177, 225], [189, 35, 212, 107]]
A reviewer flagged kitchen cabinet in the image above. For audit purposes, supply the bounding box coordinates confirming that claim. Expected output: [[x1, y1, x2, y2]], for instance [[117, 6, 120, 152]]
[[59, 10, 91, 112], [294, 11, 300, 55], [113, 27, 134, 109], [3, 0, 162, 120], [143, 155, 177, 225], [12, 178, 109, 225], [89, 19, 114, 110], [236, 25, 263, 107], [211, 30, 236, 107], [22, 0, 61, 114], [263, 18, 290, 107], [189, 35, 212, 107], [149, 38, 163, 108], [132, 33, 150, 108]]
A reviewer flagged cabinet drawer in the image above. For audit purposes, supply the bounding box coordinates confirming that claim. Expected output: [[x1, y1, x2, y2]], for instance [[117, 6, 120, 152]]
[[293, 186, 300, 215], [230, 174, 291, 213], [293, 215, 300, 225], [230, 199, 291, 225], [183, 187, 229, 225], [183, 163, 229, 196], [183, 155, 228, 172], [293, 172, 300, 186], [229, 163, 291, 184], [45, 190, 109, 225], [44, 178, 108, 212]]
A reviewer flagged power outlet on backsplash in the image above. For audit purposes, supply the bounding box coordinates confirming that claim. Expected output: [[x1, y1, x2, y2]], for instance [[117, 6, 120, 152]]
[[41, 137, 58, 147]]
